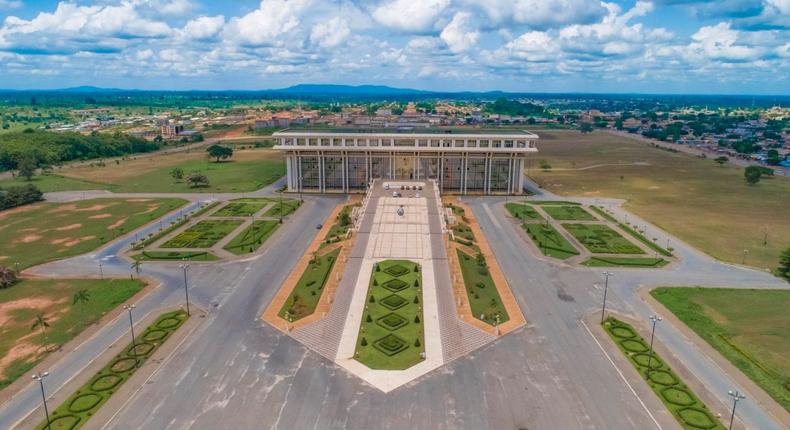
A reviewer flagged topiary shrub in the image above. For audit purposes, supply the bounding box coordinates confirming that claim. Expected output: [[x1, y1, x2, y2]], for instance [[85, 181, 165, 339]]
[[414, 339, 421, 347], [366, 314, 372, 323], [413, 296, 419, 304], [414, 279, 420, 287], [369, 295, 375, 303], [360, 337, 368, 346], [414, 315, 420, 323]]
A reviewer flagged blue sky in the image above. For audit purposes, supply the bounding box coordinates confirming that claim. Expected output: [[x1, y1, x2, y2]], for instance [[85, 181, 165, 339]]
[[0, 0, 788, 94]]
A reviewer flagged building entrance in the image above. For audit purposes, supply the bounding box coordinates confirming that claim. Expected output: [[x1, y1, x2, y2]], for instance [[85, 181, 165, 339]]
[[394, 156, 414, 180]]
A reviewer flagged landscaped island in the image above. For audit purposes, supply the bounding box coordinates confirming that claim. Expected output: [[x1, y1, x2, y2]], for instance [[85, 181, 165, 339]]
[[354, 260, 425, 370], [278, 248, 341, 321], [603, 317, 725, 430]]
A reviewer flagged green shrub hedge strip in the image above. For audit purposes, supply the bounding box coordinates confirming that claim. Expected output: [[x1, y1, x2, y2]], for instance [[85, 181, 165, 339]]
[[36, 310, 189, 430], [603, 317, 725, 430]]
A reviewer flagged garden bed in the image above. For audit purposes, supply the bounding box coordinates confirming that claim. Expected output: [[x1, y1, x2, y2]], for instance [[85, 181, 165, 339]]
[[504, 203, 543, 221], [582, 256, 668, 268], [456, 250, 509, 325], [223, 220, 280, 255], [354, 260, 425, 370], [36, 310, 189, 430], [523, 223, 579, 259], [542, 205, 596, 221], [278, 248, 341, 321], [161, 219, 243, 249], [563, 223, 644, 254]]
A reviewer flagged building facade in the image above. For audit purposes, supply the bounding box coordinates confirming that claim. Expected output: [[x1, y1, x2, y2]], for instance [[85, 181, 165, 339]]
[[274, 128, 538, 194]]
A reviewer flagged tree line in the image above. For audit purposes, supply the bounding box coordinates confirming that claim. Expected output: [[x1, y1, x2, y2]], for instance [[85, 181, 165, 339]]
[[0, 183, 43, 211], [0, 130, 161, 172]]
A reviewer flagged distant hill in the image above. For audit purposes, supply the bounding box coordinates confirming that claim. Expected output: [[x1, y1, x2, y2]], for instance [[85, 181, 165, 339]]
[[273, 84, 434, 96], [59, 86, 128, 93]]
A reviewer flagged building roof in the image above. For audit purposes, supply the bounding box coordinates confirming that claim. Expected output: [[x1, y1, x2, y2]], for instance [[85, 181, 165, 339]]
[[274, 127, 538, 138]]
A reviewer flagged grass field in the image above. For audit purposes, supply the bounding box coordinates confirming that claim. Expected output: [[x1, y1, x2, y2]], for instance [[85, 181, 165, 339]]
[[651, 287, 790, 413], [529, 130, 790, 270], [0, 278, 145, 389], [278, 248, 340, 321], [504, 202, 544, 221], [603, 317, 725, 430], [161, 219, 242, 248], [211, 200, 269, 217], [133, 250, 219, 261], [523, 223, 579, 259], [354, 260, 425, 370], [563, 223, 645, 254], [263, 198, 301, 217], [581, 256, 669, 268], [0, 148, 286, 193], [456, 249, 509, 325], [223, 220, 280, 255], [0, 198, 186, 269], [36, 310, 188, 430], [542, 205, 596, 221]]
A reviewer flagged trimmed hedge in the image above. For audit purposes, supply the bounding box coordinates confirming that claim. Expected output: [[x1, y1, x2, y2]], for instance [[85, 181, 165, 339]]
[[603, 317, 725, 430], [36, 310, 189, 430]]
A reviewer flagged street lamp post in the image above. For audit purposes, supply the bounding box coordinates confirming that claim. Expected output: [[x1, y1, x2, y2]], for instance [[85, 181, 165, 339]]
[[123, 304, 136, 348], [727, 390, 746, 430], [647, 314, 662, 370], [32, 372, 51, 430], [278, 191, 284, 224], [299, 175, 304, 203], [179, 263, 191, 316], [601, 271, 613, 323], [98, 262, 104, 280]]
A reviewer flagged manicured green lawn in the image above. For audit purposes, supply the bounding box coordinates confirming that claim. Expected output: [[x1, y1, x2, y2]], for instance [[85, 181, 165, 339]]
[[651, 287, 790, 413], [589, 205, 618, 222], [211, 200, 269, 217], [528, 200, 582, 206], [278, 248, 340, 321], [603, 317, 725, 430], [0, 279, 145, 389], [161, 219, 242, 248], [542, 205, 596, 221], [523, 223, 579, 259], [504, 202, 544, 221], [0, 198, 187, 269], [354, 260, 425, 370], [36, 310, 188, 430], [223, 220, 280, 255], [562, 223, 644, 254], [617, 222, 673, 257], [110, 158, 285, 193], [581, 256, 668, 268], [263, 199, 301, 217], [456, 250, 509, 325], [132, 250, 219, 261], [0, 174, 106, 193], [451, 223, 475, 242]]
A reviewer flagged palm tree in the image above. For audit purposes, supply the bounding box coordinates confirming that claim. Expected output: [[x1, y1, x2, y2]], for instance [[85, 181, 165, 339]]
[[73, 289, 91, 325], [131, 260, 142, 278], [31, 313, 50, 343]]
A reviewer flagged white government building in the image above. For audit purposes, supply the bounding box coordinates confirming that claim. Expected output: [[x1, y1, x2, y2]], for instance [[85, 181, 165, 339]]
[[273, 128, 539, 194]]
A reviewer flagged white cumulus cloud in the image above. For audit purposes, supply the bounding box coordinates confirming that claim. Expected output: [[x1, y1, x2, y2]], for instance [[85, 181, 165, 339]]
[[310, 16, 350, 48], [440, 11, 479, 53], [372, 0, 450, 32]]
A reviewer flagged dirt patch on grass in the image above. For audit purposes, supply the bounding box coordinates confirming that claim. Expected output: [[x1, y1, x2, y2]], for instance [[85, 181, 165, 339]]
[[76, 204, 113, 212], [0, 203, 42, 221], [60, 235, 96, 248], [126, 198, 152, 202], [108, 217, 127, 230], [0, 338, 41, 379], [0, 296, 67, 327], [16, 234, 41, 244], [0, 256, 7, 261], [134, 204, 162, 215], [55, 223, 82, 231], [89, 213, 112, 219]]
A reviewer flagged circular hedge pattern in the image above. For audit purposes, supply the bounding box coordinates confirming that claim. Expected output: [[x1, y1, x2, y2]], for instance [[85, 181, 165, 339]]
[[632, 353, 664, 369], [90, 374, 123, 392], [156, 317, 181, 329], [127, 342, 155, 357], [110, 357, 137, 373], [661, 387, 696, 407], [68, 393, 103, 413], [142, 329, 168, 342], [678, 407, 718, 429], [610, 326, 637, 339], [647, 369, 679, 386], [620, 339, 649, 353], [46, 414, 81, 430]]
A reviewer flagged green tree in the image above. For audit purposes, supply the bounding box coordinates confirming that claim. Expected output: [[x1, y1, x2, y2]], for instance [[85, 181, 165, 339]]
[[16, 155, 36, 181], [186, 172, 210, 188], [744, 165, 762, 185], [580, 123, 594, 133], [714, 156, 728, 166], [777, 247, 790, 281], [0, 266, 17, 288], [72, 289, 91, 322], [31, 313, 50, 342], [766, 149, 780, 165], [206, 144, 233, 162], [170, 167, 184, 182]]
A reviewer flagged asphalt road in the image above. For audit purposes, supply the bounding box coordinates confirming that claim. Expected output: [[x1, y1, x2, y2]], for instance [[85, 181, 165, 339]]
[[1, 184, 787, 429]]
